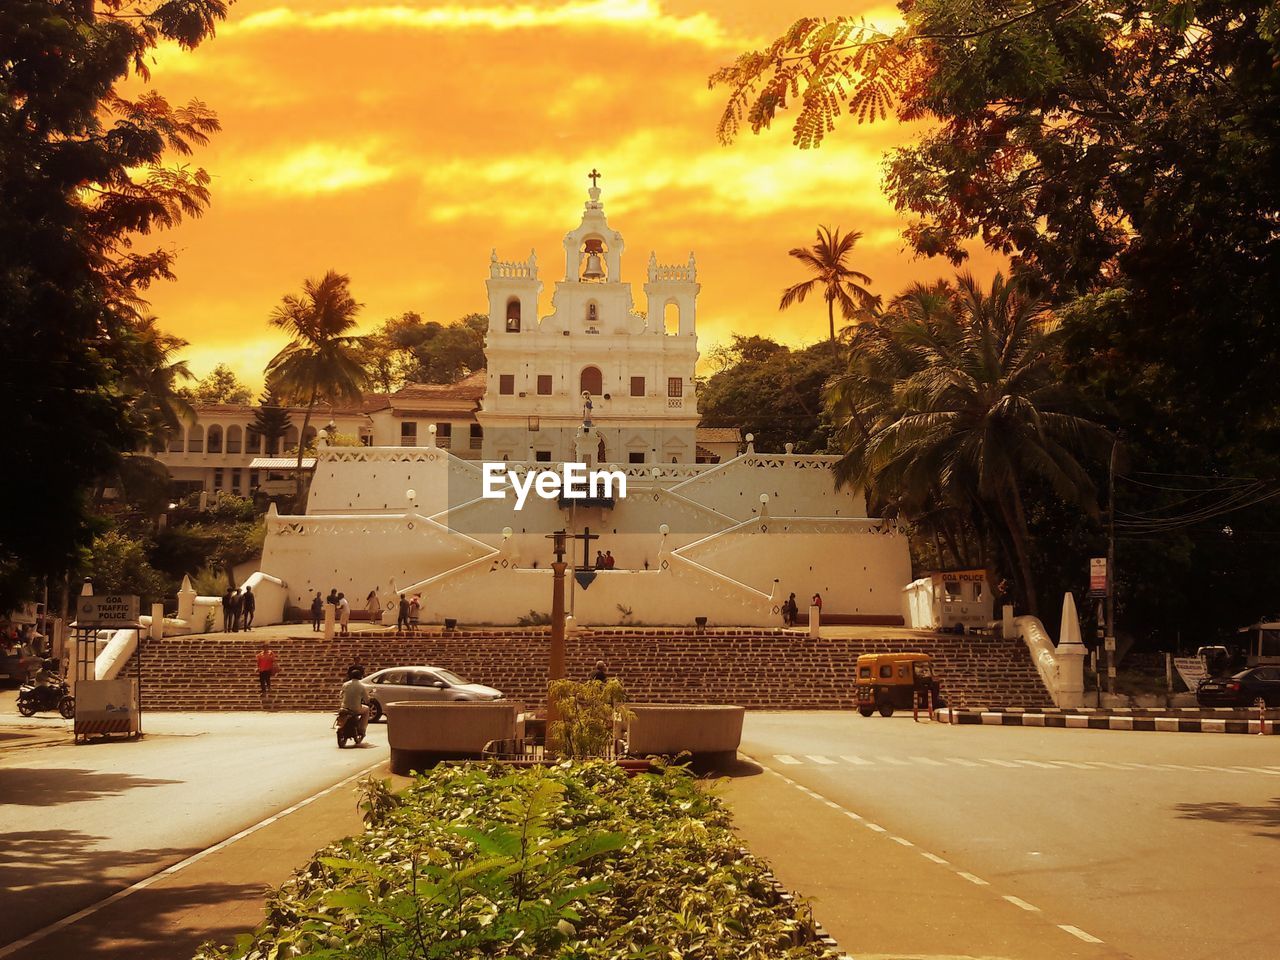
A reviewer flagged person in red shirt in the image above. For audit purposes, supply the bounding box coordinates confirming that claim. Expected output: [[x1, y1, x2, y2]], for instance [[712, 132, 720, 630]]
[[256, 644, 278, 695]]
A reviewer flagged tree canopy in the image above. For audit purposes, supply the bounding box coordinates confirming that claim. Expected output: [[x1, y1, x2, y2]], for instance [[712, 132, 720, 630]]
[[1, 0, 228, 609], [357, 312, 487, 391], [181, 363, 253, 404]]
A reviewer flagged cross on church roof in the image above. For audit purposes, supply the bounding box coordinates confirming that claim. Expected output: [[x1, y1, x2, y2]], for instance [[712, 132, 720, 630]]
[[588, 168, 601, 188]]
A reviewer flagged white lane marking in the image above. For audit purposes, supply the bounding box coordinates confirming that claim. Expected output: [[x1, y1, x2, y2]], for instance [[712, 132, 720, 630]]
[[1003, 895, 1041, 912], [1059, 924, 1104, 943], [946, 757, 981, 766], [890, 836, 914, 847], [844, 811, 863, 821], [806, 755, 836, 765], [840, 755, 872, 765], [775, 754, 802, 765], [1048, 760, 1093, 769], [909, 756, 946, 766], [1157, 763, 1202, 772], [920, 852, 949, 865], [1011, 759, 1056, 769], [980, 758, 1021, 767], [879, 756, 912, 766], [1231, 766, 1279, 775], [957, 872, 989, 886], [824, 800, 841, 809], [864, 822, 887, 833], [0, 759, 386, 960]]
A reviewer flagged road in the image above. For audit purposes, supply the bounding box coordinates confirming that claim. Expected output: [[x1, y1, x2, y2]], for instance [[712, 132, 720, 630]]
[[737, 712, 1280, 960], [0, 708, 388, 949]]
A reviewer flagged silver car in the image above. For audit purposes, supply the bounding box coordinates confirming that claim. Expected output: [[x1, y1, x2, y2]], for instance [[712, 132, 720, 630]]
[[361, 666, 503, 722]]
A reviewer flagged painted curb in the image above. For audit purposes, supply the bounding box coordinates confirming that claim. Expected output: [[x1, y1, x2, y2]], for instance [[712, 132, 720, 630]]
[[931, 709, 1277, 735]]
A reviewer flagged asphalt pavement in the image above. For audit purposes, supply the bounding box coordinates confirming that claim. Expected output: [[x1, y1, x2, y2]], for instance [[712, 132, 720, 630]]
[[734, 711, 1280, 960]]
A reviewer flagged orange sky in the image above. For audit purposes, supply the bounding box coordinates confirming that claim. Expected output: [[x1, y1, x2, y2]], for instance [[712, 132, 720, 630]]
[[140, 0, 1004, 387]]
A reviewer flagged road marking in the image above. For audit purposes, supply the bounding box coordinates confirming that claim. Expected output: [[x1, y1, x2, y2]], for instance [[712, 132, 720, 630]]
[[775, 754, 801, 764], [945, 757, 981, 766], [920, 852, 949, 865], [1011, 759, 1057, 769], [844, 811, 863, 821], [824, 800, 841, 809], [864, 822, 887, 833], [957, 872, 989, 886], [806, 755, 836, 765], [1047, 760, 1092, 769], [840, 755, 872, 765], [879, 756, 912, 765], [0, 759, 386, 960], [1003, 896, 1040, 912], [890, 836, 914, 847], [909, 756, 946, 766], [1059, 925, 1104, 943], [980, 758, 1021, 767]]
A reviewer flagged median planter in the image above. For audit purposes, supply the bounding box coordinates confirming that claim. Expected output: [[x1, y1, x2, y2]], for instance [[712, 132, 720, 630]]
[[624, 703, 745, 770], [385, 700, 524, 774], [196, 761, 840, 960]]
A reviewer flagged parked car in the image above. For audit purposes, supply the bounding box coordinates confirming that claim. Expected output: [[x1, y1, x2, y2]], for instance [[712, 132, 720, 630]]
[[361, 666, 503, 722], [1196, 666, 1280, 708]]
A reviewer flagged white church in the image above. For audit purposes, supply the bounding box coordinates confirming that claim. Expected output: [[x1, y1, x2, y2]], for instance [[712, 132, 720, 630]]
[[241, 178, 914, 627]]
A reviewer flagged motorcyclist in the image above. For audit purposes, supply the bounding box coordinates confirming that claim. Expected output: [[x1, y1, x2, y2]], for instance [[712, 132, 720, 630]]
[[340, 665, 369, 737]]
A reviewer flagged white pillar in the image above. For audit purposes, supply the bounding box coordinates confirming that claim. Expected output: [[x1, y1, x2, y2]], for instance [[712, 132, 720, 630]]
[[808, 605, 821, 638], [324, 602, 336, 641], [150, 603, 165, 640], [1002, 604, 1015, 639], [178, 575, 196, 622], [1055, 592, 1088, 709]]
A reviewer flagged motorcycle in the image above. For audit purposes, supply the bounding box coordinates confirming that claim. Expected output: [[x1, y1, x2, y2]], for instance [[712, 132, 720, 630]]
[[18, 667, 75, 719], [335, 708, 365, 748]]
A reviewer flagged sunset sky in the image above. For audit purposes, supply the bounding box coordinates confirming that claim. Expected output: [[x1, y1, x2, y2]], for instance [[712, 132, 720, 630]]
[[140, 0, 1003, 387]]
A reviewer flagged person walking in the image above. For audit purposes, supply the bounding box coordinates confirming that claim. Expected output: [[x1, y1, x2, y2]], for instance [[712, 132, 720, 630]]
[[255, 643, 278, 696], [365, 588, 382, 625], [396, 594, 410, 632], [408, 595, 421, 633], [221, 588, 233, 633], [783, 593, 798, 627], [228, 588, 242, 633], [241, 585, 256, 631], [310, 592, 324, 632], [337, 592, 351, 636]]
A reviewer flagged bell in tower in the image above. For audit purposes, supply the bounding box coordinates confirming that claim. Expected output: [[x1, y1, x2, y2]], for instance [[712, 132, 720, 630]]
[[581, 238, 606, 281]]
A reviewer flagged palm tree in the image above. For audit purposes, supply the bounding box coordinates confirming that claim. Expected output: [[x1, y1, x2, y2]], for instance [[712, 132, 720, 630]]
[[266, 271, 367, 507], [826, 272, 1110, 616], [779, 226, 880, 346]]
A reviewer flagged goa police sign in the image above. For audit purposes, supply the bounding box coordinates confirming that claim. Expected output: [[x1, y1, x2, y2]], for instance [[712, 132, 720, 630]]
[[77, 595, 141, 628]]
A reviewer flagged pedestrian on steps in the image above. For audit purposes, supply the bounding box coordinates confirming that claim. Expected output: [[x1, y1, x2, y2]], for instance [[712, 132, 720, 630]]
[[310, 592, 324, 632], [256, 643, 278, 695], [397, 594, 410, 633], [337, 592, 351, 636], [366, 588, 382, 625]]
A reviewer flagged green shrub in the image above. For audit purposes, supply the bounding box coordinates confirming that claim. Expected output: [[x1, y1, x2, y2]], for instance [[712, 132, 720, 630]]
[[195, 762, 836, 960], [548, 677, 631, 759]]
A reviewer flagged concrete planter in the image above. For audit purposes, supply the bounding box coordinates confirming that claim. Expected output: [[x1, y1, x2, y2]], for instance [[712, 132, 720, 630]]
[[385, 700, 524, 774], [623, 703, 745, 769]]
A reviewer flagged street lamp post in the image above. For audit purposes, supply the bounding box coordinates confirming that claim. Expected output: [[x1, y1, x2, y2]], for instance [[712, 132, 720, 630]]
[[545, 530, 568, 733]]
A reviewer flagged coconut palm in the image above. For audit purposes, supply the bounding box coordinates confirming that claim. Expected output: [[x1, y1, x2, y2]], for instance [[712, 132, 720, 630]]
[[826, 272, 1110, 615], [779, 225, 880, 346], [265, 271, 367, 506]]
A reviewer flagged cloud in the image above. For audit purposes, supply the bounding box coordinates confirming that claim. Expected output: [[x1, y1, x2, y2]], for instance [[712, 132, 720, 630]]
[[229, 0, 753, 49], [223, 142, 400, 197]]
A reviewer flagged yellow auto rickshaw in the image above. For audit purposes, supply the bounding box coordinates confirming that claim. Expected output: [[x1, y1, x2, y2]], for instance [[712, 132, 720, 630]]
[[854, 653, 944, 717]]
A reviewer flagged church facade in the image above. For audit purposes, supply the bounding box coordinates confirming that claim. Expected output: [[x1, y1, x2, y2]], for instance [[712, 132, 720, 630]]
[[238, 178, 914, 628], [478, 180, 700, 465]]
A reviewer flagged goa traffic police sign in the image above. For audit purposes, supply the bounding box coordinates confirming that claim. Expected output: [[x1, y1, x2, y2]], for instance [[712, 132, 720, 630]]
[[77, 595, 141, 628]]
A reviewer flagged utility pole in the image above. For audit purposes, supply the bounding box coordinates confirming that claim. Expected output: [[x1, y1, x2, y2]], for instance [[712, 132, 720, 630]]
[[1105, 440, 1119, 697]]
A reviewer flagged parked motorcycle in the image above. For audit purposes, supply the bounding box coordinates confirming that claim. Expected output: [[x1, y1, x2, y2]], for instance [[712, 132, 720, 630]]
[[17, 665, 75, 719], [335, 709, 364, 748]]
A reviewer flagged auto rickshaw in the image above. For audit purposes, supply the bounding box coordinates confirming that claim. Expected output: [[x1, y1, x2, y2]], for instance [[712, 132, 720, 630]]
[[855, 653, 944, 717]]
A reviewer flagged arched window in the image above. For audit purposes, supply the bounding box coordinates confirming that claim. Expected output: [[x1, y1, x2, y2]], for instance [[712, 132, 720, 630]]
[[247, 429, 263, 454], [168, 431, 185, 454], [505, 297, 521, 333], [283, 426, 299, 453], [579, 366, 603, 396], [188, 424, 204, 453], [663, 301, 680, 335], [207, 424, 223, 454], [226, 425, 243, 454]]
